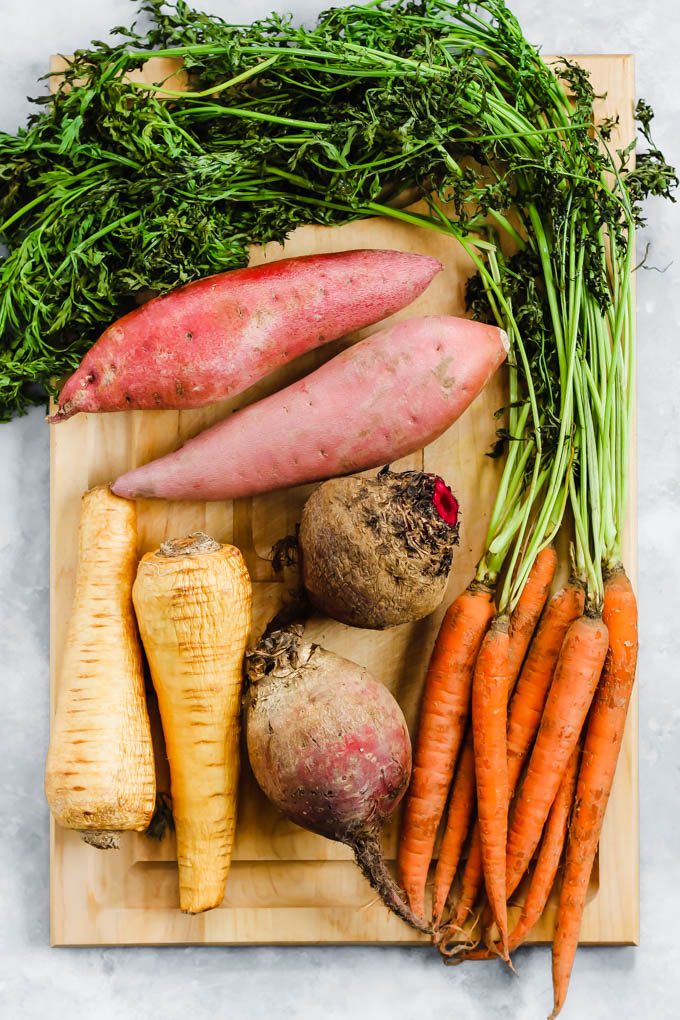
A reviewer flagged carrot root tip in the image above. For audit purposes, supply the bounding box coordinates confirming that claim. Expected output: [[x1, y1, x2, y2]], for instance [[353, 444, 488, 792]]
[[435, 919, 480, 959]]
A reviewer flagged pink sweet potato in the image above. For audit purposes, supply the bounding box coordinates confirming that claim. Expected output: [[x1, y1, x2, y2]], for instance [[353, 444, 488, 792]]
[[47, 249, 441, 422], [112, 315, 508, 502]]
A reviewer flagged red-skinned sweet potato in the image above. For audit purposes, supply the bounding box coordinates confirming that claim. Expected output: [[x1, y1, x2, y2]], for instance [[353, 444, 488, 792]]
[[112, 315, 508, 502], [47, 250, 441, 422]]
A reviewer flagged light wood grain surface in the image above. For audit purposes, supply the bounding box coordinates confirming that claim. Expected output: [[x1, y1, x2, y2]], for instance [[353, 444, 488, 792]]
[[49, 54, 638, 947]]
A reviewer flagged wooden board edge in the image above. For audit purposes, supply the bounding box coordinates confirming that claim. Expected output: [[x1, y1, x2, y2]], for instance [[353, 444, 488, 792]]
[[51, 939, 640, 948], [49, 415, 58, 948], [49, 932, 639, 948], [630, 51, 640, 948]]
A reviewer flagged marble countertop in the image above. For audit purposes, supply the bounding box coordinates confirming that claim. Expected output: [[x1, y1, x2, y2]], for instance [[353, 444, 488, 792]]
[[1, 2, 678, 1017]]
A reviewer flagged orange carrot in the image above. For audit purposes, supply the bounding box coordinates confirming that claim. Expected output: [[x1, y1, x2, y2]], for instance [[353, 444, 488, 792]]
[[507, 577, 585, 796], [474, 578, 585, 947], [439, 551, 558, 940], [505, 612, 609, 899], [436, 823, 485, 962], [471, 614, 511, 955], [444, 742, 580, 964], [431, 730, 476, 925], [452, 823, 483, 930], [509, 740, 580, 950], [550, 566, 638, 1018], [507, 546, 558, 682], [399, 582, 495, 918]]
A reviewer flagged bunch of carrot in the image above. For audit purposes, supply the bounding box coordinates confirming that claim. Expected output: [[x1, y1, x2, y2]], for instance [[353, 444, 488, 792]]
[[398, 48, 641, 1018], [398, 315, 638, 1013], [399, 536, 636, 1014]]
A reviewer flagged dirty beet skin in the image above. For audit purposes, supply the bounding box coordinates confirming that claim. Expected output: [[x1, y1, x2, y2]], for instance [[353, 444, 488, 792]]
[[245, 626, 430, 933], [296, 468, 460, 629]]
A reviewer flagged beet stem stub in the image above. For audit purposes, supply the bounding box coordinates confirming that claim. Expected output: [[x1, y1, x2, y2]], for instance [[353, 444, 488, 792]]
[[351, 834, 431, 934], [432, 477, 459, 526]]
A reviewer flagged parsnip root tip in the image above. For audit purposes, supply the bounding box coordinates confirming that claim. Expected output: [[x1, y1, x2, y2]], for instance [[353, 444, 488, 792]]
[[79, 829, 121, 850], [159, 532, 222, 557]]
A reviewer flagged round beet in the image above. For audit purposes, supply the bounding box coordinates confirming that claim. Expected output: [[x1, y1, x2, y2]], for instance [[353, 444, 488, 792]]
[[245, 626, 429, 933], [296, 468, 460, 629]]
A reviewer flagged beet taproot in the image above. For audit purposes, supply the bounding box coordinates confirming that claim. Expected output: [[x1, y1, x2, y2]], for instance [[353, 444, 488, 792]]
[[290, 468, 460, 630], [245, 626, 430, 934]]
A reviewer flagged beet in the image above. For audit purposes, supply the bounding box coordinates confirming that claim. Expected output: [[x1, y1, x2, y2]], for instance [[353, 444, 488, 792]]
[[244, 626, 430, 933], [293, 468, 460, 630]]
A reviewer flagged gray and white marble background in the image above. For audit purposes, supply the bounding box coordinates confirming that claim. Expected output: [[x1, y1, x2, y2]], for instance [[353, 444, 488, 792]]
[[1, 2, 678, 1017]]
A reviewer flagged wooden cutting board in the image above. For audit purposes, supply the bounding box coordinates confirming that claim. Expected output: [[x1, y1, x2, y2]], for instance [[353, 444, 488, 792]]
[[49, 54, 638, 946]]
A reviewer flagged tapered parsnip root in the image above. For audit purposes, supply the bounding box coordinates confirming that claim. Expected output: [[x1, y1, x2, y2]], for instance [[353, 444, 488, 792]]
[[45, 486, 156, 847], [133, 532, 252, 913]]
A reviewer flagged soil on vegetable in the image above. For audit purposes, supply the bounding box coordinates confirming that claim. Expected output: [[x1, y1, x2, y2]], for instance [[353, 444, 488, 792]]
[[298, 468, 460, 629]]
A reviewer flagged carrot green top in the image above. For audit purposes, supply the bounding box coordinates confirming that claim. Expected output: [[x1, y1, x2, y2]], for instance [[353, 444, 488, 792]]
[[0, 0, 674, 423]]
